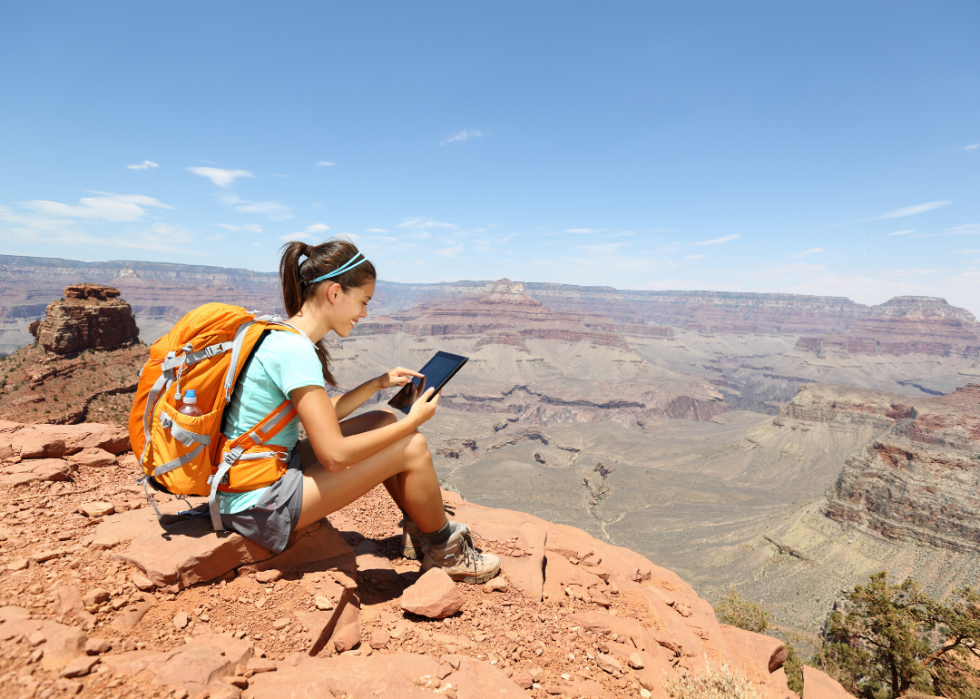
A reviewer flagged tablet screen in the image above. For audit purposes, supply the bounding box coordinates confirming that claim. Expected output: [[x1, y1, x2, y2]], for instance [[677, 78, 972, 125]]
[[387, 351, 469, 414]]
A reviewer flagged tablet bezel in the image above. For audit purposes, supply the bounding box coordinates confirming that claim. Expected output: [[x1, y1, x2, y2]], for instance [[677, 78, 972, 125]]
[[387, 350, 469, 415]]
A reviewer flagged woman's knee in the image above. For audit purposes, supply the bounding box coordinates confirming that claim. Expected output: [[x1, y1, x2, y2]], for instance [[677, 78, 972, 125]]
[[404, 430, 431, 463]]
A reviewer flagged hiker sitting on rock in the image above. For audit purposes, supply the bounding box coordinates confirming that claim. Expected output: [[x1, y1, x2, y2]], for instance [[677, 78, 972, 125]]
[[216, 238, 499, 584]]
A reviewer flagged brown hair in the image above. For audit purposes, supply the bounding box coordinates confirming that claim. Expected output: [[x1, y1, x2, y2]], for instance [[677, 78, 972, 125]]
[[279, 238, 377, 387]]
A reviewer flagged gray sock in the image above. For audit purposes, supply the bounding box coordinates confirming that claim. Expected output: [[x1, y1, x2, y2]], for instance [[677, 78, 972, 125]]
[[422, 522, 452, 548]]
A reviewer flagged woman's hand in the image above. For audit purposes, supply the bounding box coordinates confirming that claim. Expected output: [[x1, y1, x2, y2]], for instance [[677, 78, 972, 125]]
[[407, 387, 439, 427], [378, 367, 424, 390]]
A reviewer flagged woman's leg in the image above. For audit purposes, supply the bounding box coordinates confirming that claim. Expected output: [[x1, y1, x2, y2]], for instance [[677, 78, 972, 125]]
[[294, 410, 448, 532]]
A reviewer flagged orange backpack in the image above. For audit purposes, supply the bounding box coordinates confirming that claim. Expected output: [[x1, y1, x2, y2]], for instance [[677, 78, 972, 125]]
[[129, 303, 306, 531]]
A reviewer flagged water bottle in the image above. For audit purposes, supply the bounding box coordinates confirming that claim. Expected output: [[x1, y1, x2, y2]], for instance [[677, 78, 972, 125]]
[[178, 389, 203, 417]]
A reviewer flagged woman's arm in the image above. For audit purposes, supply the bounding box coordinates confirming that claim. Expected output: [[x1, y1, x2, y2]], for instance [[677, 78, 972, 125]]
[[294, 383, 439, 472], [331, 367, 425, 420]]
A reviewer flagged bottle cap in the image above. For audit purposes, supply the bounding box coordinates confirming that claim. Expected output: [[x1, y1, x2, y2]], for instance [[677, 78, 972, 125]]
[[185, 389, 197, 402]]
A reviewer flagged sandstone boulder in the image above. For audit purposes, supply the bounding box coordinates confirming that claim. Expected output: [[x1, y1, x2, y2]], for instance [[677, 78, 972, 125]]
[[401, 568, 465, 619], [0, 458, 75, 486], [803, 665, 858, 699]]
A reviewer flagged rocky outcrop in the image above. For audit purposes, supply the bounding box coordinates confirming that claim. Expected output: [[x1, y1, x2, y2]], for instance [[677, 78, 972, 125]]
[[795, 296, 980, 358], [0, 418, 799, 699], [31, 284, 139, 355], [785, 382, 980, 553]]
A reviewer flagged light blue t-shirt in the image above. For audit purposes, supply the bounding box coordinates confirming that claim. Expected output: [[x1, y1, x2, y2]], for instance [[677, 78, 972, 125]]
[[216, 330, 324, 514]]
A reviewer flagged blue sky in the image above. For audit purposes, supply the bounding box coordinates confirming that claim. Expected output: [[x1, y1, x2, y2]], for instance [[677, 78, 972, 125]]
[[1, 2, 978, 314]]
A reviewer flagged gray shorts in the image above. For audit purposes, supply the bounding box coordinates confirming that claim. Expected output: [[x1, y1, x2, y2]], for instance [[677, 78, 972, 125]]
[[218, 450, 305, 554]]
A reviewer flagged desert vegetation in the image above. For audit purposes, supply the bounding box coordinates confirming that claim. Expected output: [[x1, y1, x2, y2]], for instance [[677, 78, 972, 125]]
[[719, 574, 980, 698]]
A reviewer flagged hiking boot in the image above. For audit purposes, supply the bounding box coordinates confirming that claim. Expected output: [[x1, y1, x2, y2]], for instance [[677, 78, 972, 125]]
[[421, 521, 500, 584], [400, 517, 424, 560]]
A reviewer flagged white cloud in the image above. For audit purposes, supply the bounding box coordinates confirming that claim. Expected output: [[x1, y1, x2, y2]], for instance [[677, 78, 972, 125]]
[[127, 160, 159, 170], [440, 129, 483, 146], [434, 244, 464, 258], [793, 248, 825, 258], [415, 260, 424, 265], [953, 249, 980, 254], [187, 167, 254, 188], [878, 200, 951, 219], [691, 234, 739, 246], [21, 193, 172, 222], [397, 217, 459, 230], [214, 223, 262, 234], [685, 254, 707, 260], [217, 194, 292, 220], [565, 228, 602, 234], [316, 161, 336, 167], [964, 144, 979, 151], [282, 223, 333, 242], [887, 230, 915, 236], [948, 224, 980, 234], [366, 228, 389, 233]]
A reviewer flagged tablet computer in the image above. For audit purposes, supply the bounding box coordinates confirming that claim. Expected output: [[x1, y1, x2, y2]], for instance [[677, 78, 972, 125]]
[[387, 351, 469, 415]]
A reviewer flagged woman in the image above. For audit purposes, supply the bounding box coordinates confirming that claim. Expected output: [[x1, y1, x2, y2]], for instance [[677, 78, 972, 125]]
[[216, 238, 499, 584]]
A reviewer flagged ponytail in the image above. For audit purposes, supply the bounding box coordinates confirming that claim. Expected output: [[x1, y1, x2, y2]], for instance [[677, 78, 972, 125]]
[[278, 238, 376, 387]]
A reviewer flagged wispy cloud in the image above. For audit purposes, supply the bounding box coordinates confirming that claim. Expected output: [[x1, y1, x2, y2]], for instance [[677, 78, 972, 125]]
[[565, 228, 603, 234], [316, 161, 335, 167], [366, 228, 389, 233], [434, 244, 464, 258], [948, 224, 980, 235], [440, 129, 483, 146], [887, 230, 915, 236], [691, 234, 739, 246], [21, 193, 172, 222], [188, 167, 254, 188], [127, 160, 159, 171], [964, 144, 979, 151], [793, 248, 825, 258], [397, 217, 458, 240], [217, 194, 292, 221], [214, 223, 262, 234], [685, 254, 707, 260], [281, 223, 331, 242], [953, 249, 980, 254], [878, 200, 951, 219]]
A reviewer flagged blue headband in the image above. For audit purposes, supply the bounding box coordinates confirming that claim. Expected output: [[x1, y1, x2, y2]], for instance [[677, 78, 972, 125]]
[[305, 252, 366, 285]]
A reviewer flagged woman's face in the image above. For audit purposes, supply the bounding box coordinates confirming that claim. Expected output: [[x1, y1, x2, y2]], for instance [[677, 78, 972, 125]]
[[330, 280, 375, 337]]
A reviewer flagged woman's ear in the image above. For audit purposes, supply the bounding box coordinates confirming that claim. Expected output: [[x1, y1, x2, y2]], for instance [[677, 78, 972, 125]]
[[323, 282, 342, 305]]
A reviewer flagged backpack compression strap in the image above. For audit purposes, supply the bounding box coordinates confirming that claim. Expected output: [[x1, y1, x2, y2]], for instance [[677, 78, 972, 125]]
[[207, 398, 298, 531]]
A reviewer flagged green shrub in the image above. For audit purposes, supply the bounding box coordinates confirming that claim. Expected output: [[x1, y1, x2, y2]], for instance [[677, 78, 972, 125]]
[[716, 590, 771, 634]]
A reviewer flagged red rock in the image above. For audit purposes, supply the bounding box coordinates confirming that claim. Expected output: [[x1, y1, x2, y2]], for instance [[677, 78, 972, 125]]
[[111, 516, 274, 588], [59, 654, 99, 678], [85, 638, 112, 655], [720, 624, 788, 675], [111, 593, 155, 631], [370, 630, 389, 650], [80, 501, 114, 517], [34, 284, 139, 355], [596, 654, 622, 674], [511, 669, 533, 689], [331, 602, 361, 653], [54, 586, 85, 618], [255, 569, 282, 584], [244, 652, 527, 699], [17, 431, 67, 459], [7, 558, 29, 571], [131, 571, 155, 591], [401, 568, 465, 619], [174, 611, 190, 629], [803, 665, 858, 699], [0, 458, 74, 485], [82, 588, 109, 606], [246, 657, 278, 674], [70, 447, 116, 467]]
